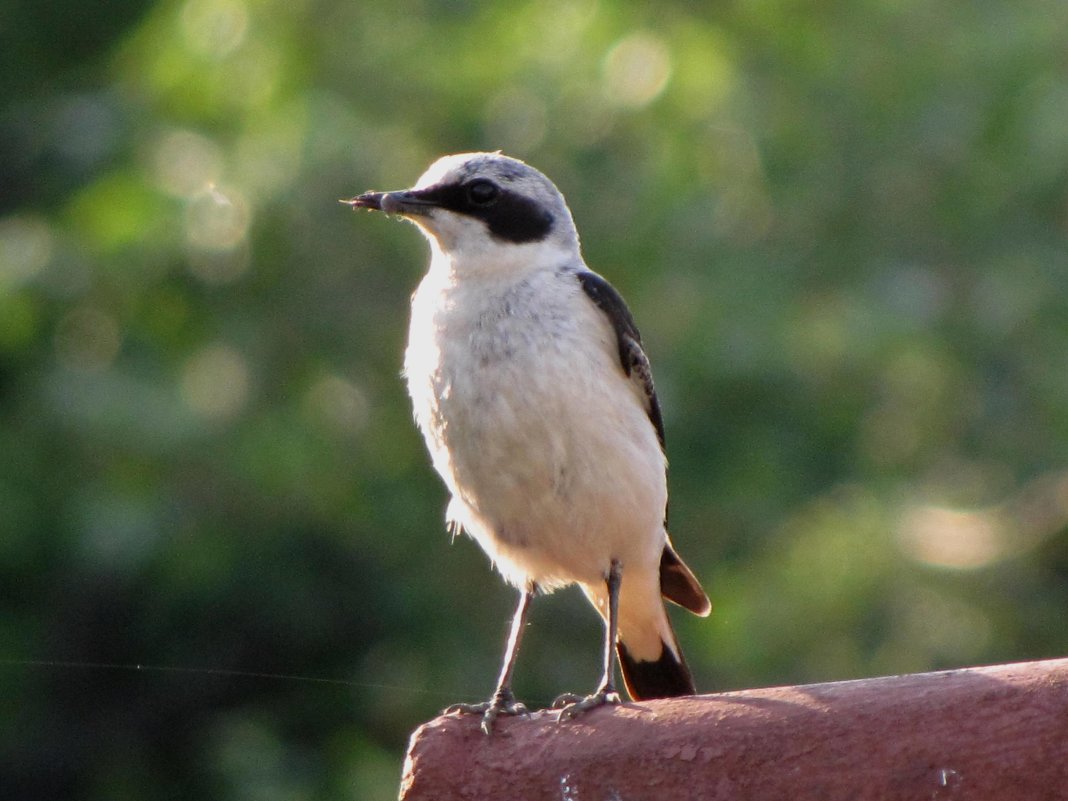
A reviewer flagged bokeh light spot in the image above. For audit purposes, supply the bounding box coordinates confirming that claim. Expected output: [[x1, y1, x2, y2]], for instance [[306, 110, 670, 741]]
[[181, 343, 250, 420], [602, 32, 673, 108], [185, 185, 251, 254], [0, 215, 54, 288], [181, 0, 249, 59], [303, 374, 370, 435], [896, 505, 1006, 569], [151, 129, 224, 198]]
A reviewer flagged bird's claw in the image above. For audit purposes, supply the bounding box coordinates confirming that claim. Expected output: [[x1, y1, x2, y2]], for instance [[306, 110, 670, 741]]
[[443, 689, 529, 735], [552, 687, 622, 721]]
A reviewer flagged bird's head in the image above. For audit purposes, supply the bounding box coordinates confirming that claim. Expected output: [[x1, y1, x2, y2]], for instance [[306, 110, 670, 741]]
[[345, 152, 580, 271]]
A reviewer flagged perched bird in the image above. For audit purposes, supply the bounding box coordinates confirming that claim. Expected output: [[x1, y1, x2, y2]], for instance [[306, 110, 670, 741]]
[[345, 152, 710, 734]]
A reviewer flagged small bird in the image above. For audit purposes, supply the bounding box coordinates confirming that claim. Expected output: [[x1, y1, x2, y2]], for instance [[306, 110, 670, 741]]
[[345, 152, 710, 734]]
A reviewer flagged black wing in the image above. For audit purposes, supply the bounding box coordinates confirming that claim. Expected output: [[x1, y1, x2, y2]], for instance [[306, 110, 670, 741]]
[[578, 271, 710, 616], [576, 270, 666, 450]]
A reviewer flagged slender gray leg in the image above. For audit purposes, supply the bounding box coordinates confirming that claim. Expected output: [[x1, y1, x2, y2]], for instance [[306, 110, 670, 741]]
[[445, 585, 534, 735], [553, 559, 624, 719]]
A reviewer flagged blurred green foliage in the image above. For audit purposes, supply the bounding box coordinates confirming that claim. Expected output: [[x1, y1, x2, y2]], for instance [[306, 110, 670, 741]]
[[2, 0, 1068, 798]]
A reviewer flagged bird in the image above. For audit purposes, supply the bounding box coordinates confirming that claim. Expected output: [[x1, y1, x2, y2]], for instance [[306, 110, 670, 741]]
[[345, 152, 710, 734]]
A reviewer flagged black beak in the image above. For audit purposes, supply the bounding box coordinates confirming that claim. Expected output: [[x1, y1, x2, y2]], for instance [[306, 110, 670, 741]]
[[341, 188, 442, 216], [341, 191, 385, 211]]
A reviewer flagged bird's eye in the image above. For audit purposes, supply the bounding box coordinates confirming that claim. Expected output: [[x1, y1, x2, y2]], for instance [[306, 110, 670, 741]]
[[466, 180, 500, 207]]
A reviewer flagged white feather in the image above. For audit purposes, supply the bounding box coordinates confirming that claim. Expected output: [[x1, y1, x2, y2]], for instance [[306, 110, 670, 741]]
[[399, 153, 678, 662]]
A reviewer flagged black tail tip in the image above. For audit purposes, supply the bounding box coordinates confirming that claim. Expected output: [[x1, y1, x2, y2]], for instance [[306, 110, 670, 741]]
[[617, 640, 696, 700]]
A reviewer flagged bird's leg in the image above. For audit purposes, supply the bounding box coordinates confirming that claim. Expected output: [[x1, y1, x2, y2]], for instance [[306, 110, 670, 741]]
[[554, 559, 623, 719], [444, 585, 534, 735]]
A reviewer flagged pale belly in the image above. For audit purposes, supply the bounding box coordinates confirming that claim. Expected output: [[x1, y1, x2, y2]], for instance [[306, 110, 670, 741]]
[[406, 284, 667, 590]]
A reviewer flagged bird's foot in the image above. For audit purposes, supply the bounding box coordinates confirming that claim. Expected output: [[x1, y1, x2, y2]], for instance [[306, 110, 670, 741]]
[[444, 688, 529, 735], [552, 686, 622, 721]]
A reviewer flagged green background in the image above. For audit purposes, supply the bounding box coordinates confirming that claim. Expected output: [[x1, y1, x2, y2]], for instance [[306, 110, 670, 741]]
[[3, 1, 1067, 798]]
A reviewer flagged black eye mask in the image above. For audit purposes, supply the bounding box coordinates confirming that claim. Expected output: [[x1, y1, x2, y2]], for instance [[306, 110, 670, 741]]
[[409, 180, 555, 244]]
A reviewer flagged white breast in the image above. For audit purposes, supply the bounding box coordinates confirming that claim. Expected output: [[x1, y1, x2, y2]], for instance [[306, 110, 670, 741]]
[[404, 257, 667, 591]]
